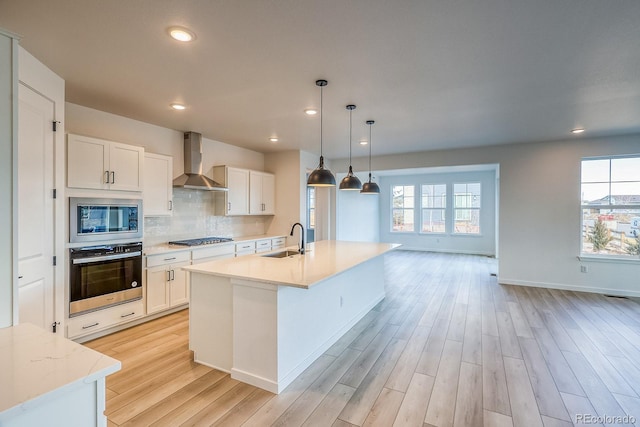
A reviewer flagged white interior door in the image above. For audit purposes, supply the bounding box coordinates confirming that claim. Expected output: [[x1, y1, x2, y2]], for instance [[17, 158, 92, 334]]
[[18, 83, 55, 331]]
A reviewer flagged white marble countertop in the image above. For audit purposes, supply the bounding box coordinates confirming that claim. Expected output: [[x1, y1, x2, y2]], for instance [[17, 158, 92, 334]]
[[0, 323, 121, 418], [143, 234, 286, 256], [183, 240, 400, 289]]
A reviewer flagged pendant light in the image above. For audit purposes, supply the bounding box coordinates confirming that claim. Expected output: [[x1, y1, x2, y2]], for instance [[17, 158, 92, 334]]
[[307, 79, 336, 187], [360, 120, 380, 194], [339, 104, 362, 190]]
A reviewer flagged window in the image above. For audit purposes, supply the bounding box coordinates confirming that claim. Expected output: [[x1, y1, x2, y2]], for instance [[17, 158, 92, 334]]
[[307, 187, 316, 230], [421, 184, 446, 232], [392, 185, 415, 232], [581, 156, 640, 256], [454, 182, 481, 234]]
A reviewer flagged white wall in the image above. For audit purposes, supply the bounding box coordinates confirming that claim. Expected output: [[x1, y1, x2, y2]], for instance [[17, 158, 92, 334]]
[[378, 169, 497, 255], [0, 30, 18, 328], [335, 172, 380, 242], [335, 135, 640, 296]]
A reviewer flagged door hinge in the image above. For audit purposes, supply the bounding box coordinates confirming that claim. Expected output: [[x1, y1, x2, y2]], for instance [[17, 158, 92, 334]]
[[52, 321, 60, 333], [53, 256, 57, 266], [52, 188, 57, 199], [52, 121, 60, 132]]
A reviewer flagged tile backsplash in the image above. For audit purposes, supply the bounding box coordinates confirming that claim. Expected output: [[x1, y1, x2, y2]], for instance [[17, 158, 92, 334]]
[[144, 188, 267, 246]]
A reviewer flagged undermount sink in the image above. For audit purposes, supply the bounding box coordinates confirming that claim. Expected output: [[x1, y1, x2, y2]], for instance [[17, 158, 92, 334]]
[[261, 250, 301, 258]]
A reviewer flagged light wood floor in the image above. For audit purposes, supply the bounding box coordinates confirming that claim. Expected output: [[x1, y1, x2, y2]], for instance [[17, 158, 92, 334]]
[[85, 250, 640, 426]]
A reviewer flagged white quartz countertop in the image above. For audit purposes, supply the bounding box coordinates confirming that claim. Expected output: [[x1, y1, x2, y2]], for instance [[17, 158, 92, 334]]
[[0, 323, 121, 418], [144, 234, 286, 256], [183, 240, 400, 289]]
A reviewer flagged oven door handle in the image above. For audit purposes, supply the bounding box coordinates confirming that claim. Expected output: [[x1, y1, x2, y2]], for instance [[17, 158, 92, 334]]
[[72, 251, 142, 264]]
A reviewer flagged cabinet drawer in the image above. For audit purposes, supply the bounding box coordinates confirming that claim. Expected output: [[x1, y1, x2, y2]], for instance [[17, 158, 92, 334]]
[[235, 241, 256, 253], [192, 243, 235, 261], [146, 251, 190, 268], [271, 237, 286, 248], [67, 300, 144, 339], [255, 239, 272, 253]]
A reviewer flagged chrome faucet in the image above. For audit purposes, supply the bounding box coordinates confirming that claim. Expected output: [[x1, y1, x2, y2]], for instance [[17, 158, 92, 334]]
[[290, 222, 305, 254]]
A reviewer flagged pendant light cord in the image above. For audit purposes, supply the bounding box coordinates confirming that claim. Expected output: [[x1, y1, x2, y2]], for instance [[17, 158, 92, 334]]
[[320, 85, 324, 157], [349, 108, 353, 164], [368, 122, 372, 177]]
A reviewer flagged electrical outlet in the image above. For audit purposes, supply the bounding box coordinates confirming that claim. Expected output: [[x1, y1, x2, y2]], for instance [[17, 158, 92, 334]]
[[580, 265, 588, 273], [340, 296, 343, 307]]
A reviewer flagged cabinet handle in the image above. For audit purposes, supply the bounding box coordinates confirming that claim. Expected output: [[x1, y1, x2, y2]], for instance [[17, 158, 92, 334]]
[[82, 322, 99, 330], [121, 312, 135, 318], [111, 171, 115, 184], [166, 270, 171, 281], [228, 202, 231, 212], [170, 269, 175, 281], [18, 276, 23, 279], [169, 200, 173, 211], [164, 257, 177, 261], [104, 171, 110, 184]]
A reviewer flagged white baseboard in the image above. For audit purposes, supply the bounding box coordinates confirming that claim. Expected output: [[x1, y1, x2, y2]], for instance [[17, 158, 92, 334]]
[[498, 277, 640, 298], [231, 368, 279, 394], [396, 246, 496, 257]]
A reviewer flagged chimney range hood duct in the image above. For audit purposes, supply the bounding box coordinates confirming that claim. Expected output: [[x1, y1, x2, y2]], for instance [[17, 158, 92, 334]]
[[173, 132, 228, 191]]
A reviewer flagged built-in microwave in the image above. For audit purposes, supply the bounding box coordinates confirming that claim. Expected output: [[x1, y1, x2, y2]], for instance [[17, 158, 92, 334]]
[[70, 197, 143, 243]]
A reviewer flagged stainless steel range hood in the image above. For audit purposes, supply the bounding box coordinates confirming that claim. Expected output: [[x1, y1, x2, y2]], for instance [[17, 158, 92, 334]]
[[173, 132, 228, 191]]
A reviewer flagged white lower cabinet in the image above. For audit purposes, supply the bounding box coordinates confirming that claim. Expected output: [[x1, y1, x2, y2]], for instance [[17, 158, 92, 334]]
[[67, 299, 144, 339], [146, 260, 190, 315], [272, 237, 286, 250], [255, 239, 272, 253], [235, 241, 256, 257]]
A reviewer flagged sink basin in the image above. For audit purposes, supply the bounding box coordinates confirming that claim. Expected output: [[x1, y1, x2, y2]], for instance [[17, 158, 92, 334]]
[[261, 250, 301, 258]]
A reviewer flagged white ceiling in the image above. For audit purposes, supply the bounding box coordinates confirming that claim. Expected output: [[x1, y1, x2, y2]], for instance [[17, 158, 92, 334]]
[[2, 0, 639, 159]]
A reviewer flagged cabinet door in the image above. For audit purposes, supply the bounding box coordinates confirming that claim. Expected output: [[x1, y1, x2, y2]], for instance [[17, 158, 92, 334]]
[[146, 267, 170, 314], [144, 153, 173, 216], [110, 141, 144, 191], [67, 134, 109, 189], [169, 261, 190, 307], [227, 167, 249, 215], [261, 173, 275, 214], [249, 171, 263, 215]]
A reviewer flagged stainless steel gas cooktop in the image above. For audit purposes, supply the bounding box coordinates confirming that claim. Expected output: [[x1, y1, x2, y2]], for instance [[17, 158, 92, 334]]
[[168, 237, 234, 246]]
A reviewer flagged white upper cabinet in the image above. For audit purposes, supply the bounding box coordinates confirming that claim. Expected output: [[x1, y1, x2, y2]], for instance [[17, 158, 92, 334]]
[[213, 166, 250, 216], [214, 166, 275, 216], [67, 134, 144, 191], [249, 171, 275, 215], [143, 152, 173, 217]]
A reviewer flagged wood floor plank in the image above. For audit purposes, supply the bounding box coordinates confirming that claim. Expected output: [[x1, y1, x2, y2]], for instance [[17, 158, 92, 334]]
[[362, 387, 404, 427], [393, 373, 435, 427], [303, 383, 356, 427], [338, 338, 407, 426], [518, 337, 571, 421], [447, 303, 468, 342], [482, 334, 511, 416], [424, 339, 464, 427], [559, 392, 600, 427], [612, 393, 640, 427], [453, 362, 483, 427], [482, 298, 500, 337], [415, 317, 450, 376], [507, 301, 534, 338], [210, 387, 273, 426], [178, 382, 255, 426], [496, 311, 523, 359], [483, 410, 513, 427], [385, 325, 431, 392], [462, 302, 483, 365], [503, 357, 544, 427], [540, 415, 573, 427]]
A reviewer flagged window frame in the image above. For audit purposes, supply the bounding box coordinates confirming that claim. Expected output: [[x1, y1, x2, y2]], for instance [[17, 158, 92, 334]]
[[391, 184, 416, 233], [580, 155, 640, 260], [452, 182, 482, 235], [420, 183, 447, 234]]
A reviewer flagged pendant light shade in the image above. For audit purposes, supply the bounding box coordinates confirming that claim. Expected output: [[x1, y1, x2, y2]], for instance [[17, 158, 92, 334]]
[[361, 120, 380, 194], [307, 79, 336, 187], [339, 104, 362, 190]]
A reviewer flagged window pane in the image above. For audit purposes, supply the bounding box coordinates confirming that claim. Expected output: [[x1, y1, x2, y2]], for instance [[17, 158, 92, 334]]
[[582, 208, 640, 255], [581, 159, 610, 183], [392, 208, 414, 232], [454, 182, 481, 208], [610, 182, 640, 204], [422, 209, 445, 232], [611, 157, 640, 182], [581, 182, 610, 204], [454, 209, 480, 234]]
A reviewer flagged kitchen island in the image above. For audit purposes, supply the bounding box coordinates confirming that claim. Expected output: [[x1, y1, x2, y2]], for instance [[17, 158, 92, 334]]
[[184, 240, 399, 393]]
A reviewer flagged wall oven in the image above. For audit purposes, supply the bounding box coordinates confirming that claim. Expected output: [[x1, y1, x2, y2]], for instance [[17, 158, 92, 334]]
[[70, 197, 142, 243], [69, 242, 142, 316]]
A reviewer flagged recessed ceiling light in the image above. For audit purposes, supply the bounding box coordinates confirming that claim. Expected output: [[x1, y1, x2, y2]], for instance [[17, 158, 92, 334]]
[[168, 26, 196, 42], [571, 128, 585, 134], [359, 140, 368, 145], [170, 103, 186, 110], [269, 137, 279, 143], [304, 109, 318, 116]]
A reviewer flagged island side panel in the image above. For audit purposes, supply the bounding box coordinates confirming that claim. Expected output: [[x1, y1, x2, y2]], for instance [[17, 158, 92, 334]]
[[189, 272, 233, 372], [231, 280, 279, 392], [276, 255, 386, 391]]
